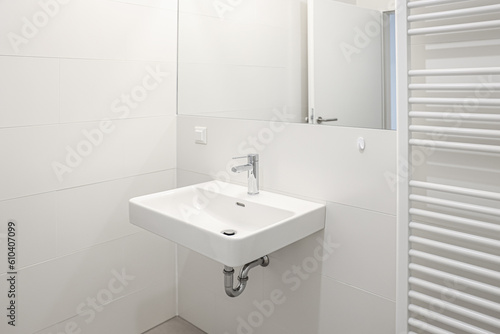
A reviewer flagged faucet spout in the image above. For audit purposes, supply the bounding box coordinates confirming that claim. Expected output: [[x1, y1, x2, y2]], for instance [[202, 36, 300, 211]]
[[231, 164, 252, 173]]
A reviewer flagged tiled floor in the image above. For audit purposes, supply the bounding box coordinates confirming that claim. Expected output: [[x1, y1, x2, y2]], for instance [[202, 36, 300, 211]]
[[143, 317, 206, 334]]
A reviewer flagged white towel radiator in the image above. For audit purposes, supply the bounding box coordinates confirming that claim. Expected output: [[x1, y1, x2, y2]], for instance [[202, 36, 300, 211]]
[[397, 0, 500, 333]]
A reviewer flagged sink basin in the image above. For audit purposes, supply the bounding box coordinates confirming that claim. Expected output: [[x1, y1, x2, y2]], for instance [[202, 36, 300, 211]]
[[129, 181, 325, 267]]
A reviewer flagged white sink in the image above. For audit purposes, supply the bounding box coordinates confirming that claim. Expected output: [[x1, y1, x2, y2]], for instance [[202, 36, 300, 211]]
[[129, 181, 325, 267]]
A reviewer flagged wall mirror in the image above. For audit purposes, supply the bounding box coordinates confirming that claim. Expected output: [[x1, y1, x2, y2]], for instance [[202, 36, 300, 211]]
[[177, 0, 396, 130]]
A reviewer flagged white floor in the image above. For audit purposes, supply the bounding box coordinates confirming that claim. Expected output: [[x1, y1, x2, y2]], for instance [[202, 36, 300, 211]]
[[143, 317, 206, 334]]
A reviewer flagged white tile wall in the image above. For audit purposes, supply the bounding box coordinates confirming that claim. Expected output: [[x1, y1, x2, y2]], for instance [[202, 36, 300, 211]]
[[321, 202, 397, 300], [60, 59, 176, 123], [56, 170, 175, 256], [269, 201, 397, 300], [318, 276, 395, 334], [56, 116, 176, 188], [0, 192, 58, 273], [0, 0, 178, 60], [0, 233, 176, 334], [34, 282, 176, 334], [0, 125, 61, 200], [0, 116, 176, 201], [0, 171, 176, 275], [0, 0, 178, 332], [0, 56, 59, 128], [176, 115, 397, 333]]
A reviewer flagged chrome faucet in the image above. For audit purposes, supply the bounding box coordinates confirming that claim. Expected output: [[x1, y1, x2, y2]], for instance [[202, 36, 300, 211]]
[[231, 154, 259, 195]]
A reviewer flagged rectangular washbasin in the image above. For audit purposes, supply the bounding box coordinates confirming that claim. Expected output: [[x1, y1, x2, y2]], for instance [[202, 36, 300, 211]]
[[129, 181, 325, 267]]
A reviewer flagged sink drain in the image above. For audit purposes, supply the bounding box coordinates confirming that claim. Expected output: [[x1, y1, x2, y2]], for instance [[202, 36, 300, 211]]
[[222, 229, 237, 236]]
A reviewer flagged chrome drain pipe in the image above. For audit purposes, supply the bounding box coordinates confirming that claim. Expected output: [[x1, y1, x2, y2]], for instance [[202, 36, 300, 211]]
[[223, 256, 270, 297]]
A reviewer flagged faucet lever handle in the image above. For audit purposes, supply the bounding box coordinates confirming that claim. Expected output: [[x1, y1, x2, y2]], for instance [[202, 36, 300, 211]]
[[232, 154, 259, 160]]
